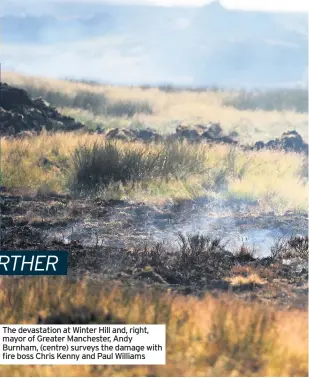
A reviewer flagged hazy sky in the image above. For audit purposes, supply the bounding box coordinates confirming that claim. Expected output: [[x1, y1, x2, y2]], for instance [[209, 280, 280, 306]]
[[48, 0, 309, 12], [1, 0, 307, 86], [2, 0, 309, 12], [221, 0, 309, 12]]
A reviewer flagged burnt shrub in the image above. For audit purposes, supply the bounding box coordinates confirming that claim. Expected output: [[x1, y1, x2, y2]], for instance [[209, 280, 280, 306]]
[[176, 233, 225, 274], [271, 236, 308, 260], [234, 245, 256, 262]]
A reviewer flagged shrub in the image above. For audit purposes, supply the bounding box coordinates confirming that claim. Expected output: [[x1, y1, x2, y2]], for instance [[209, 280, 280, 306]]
[[70, 142, 127, 192], [69, 141, 206, 193]]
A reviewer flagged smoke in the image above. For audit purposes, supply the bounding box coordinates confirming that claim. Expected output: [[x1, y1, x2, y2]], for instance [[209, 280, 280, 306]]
[[1, 36, 190, 85], [1, 2, 307, 87], [47, 197, 308, 257], [141, 198, 304, 257]]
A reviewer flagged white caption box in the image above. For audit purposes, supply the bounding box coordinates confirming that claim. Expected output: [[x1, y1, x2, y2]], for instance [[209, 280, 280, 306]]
[[0, 325, 166, 365]]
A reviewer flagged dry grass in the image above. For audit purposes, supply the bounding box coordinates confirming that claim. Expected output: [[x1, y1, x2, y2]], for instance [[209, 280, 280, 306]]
[[1, 132, 307, 212], [3, 71, 308, 144], [227, 273, 266, 287], [0, 277, 307, 377]]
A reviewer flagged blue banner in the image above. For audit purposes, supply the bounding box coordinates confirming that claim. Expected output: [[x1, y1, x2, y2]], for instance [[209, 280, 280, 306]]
[[0, 251, 68, 275]]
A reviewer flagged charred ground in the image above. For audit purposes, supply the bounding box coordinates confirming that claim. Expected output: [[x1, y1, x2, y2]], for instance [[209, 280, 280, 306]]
[[1, 191, 308, 310]]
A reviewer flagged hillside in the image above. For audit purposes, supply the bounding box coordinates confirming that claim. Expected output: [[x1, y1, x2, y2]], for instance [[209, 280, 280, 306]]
[[2, 71, 308, 145]]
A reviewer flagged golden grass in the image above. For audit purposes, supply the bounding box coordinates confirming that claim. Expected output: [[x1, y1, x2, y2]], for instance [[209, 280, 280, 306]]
[[1, 132, 307, 212], [0, 277, 307, 377], [227, 274, 266, 287], [3, 71, 308, 144]]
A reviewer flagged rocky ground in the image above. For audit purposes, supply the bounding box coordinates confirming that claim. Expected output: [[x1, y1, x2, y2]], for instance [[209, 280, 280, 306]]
[[0, 83, 84, 136], [1, 191, 308, 310]]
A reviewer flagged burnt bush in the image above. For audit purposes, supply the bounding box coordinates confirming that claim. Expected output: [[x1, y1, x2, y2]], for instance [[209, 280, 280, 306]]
[[271, 236, 308, 260], [177, 233, 223, 268], [234, 245, 256, 262]]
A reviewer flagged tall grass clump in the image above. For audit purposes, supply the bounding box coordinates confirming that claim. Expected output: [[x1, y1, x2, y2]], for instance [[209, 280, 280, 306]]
[[70, 142, 149, 192], [69, 141, 206, 193]]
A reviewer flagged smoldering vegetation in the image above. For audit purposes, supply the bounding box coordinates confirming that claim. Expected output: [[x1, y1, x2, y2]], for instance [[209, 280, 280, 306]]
[[2, 218, 307, 293], [66, 233, 309, 284]]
